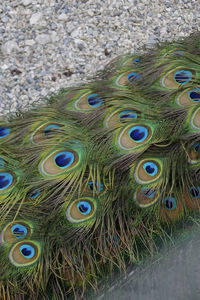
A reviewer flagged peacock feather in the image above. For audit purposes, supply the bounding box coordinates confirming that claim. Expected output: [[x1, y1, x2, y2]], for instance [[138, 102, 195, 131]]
[[0, 32, 200, 299]]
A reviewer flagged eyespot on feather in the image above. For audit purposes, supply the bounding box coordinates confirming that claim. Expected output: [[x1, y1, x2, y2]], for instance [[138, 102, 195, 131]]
[[122, 57, 141, 66], [88, 181, 104, 194], [188, 88, 200, 102], [0, 125, 11, 143], [74, 91, 103, 111], [29, 122, 63, 144], [160, 196, 184, 223], [161, 68, 195, 89], [163, 48, 184, 57], [39, 149, 80, 177], [173, 50, 184, 56], [117, 124, 152, 151], [183, 186, 200, 210], [9, 240, 40, 267], [176, 88, 200, 107], [66, 197, 97, 224], [81, 179, 106, 196], [0, 221, 32, 244], [104, 108, 140, 129], [0, 171, 16, 193], [187, 142, 200, 164], [27, 188, 41, 200], [133, 187, 160, 208], [134, 159, 162, 184], [114, 71, 141, 87], [163, 197, 176, 211]]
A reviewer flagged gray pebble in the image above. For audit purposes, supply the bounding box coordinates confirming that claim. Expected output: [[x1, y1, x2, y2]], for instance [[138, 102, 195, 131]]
[[35, 34, 51, 45], [77, 43, 85, 51], [50, 23, 57, 30], [1, 40, 19, 55], [58, 14, 68, 21], [21, 0, 32, 6], [25, 39, 35, 46], [30, 12, 43, 25], [1, 16, 9, 23], [0, 0, 199, 116], [26, 76, 33, 84], [64, 37, 73, 45]]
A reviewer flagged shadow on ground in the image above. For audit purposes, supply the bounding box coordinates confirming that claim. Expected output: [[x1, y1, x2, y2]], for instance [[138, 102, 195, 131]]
[[93, 221, 200, 300]]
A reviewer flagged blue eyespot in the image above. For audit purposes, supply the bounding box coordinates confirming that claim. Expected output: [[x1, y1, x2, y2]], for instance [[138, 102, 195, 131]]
[[132, 58, 141, 64], [119, 110, 138, 122], [193, 143, 200, 153], [189, 186, 200, 199], [128, 126, 148, 143], [127, 72, 141, 83], [27, 188, 40, 200], [142, 188, 155, 199], [77, 201, 92, 215], [19, 244, 35, 259], [163, 197, 176, 210], [11, 224, 28, 239], [143, 162, 158, 177], [87, 94, 102, 108], [173, 51, 184, 56], [44, 124, 60, 137], [174, 70, 193, 85], [0, 172, 13, 190], [54, 151, 74, 169], [0, 126, 10, 139], [88, 181, 104, 193], [188, 88, 200, 102]]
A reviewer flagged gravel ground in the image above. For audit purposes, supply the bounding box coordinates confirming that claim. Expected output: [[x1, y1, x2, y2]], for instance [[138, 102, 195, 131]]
[[0, 0, 200, 115]]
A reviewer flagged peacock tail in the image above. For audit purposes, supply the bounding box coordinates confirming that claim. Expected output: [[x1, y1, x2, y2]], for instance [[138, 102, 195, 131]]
[[0, 32, 200, 299]]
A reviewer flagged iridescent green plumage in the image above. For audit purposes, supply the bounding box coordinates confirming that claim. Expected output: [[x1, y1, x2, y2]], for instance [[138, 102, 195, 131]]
[[0, 32, 200, 299]]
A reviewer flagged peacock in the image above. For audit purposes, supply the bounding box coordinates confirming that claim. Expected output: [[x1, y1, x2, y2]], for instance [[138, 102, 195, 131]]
[[0, 32, 200, 300]]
